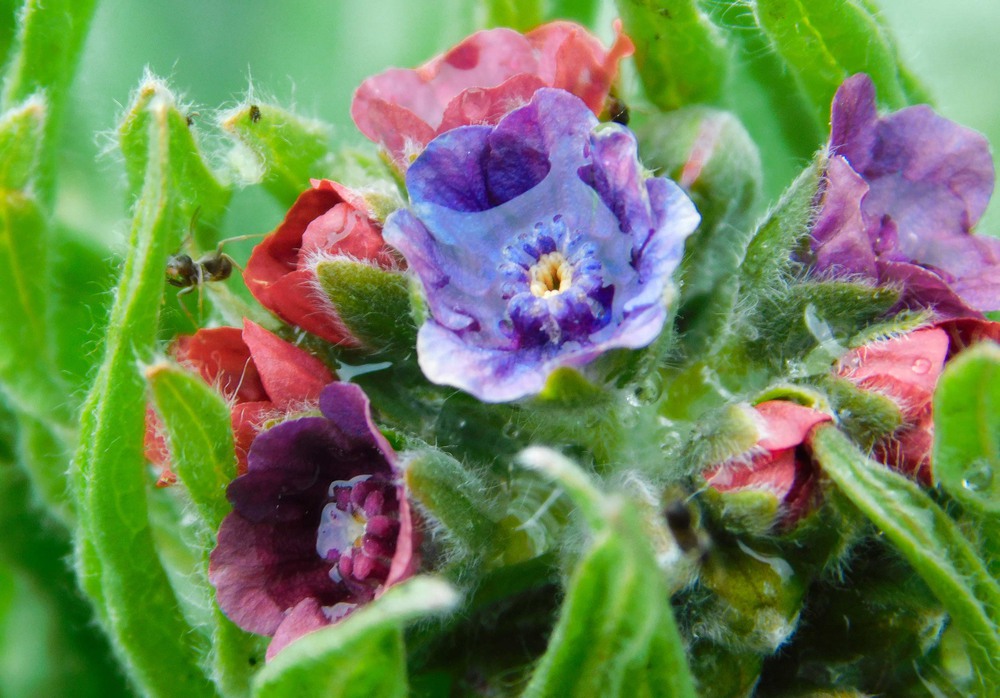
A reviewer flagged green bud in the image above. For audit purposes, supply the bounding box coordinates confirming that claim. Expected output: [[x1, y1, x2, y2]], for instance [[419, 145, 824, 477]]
[[314, 258, 415, 355]]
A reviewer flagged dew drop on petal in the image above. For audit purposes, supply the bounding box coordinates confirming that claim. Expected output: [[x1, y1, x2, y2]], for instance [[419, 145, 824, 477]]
[[910, 357, 932, 374]]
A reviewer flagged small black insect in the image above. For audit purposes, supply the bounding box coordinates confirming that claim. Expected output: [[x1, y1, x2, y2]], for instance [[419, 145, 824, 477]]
[[166, 210, 263, 324], [249, 104, 261, 123]]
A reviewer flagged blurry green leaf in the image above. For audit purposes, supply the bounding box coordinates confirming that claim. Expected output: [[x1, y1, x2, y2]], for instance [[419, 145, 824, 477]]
[[253, 577, 459, 698], [0, 457, 129, 698], [146, 362, 236, 532], [933, 343, 1000, 514], [702, 0, 822, 168], [549, 0, 599, 26], [315, 259, 415, 355], [483, 0, 543, 30], [0, 184, 71, 423], [518, 448, 696, 697], [812, 426, 1000, 694], [221, 101, 331, 209], [71, 79, 217, 697], [0, 93, 44, 189], [616, 0, 730, 110], [0, 0, 97, 202], [752, 0, 911, 126]]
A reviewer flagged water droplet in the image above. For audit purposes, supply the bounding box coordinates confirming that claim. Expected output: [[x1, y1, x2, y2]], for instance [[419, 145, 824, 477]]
[[501, 422, 521, 440], [961, 460, 994, 493], [911, 357, 931, 375]]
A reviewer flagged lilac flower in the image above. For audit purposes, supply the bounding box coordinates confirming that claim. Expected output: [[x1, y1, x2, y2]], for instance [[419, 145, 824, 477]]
[[208, 383, 417, 660], [809, 73, 1000, 318], [384, 88, 699, 402]]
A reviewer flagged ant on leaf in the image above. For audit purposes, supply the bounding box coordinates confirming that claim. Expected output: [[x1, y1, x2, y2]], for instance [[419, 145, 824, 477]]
[[166, 208, 263, 325]]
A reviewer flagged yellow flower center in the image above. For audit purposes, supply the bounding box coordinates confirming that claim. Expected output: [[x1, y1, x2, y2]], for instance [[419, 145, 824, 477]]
[[529, 252, 573, 298]]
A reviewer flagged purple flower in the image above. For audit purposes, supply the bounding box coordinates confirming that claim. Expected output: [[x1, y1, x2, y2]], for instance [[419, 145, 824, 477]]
[[208, 383, 418, 660], [809, 73, 1000, 318], [384, 88, 699, 402]]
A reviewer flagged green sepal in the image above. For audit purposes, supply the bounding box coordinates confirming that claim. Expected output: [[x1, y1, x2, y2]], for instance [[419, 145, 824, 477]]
[[748, 282, 898, 367], [220, 101, 331, 209], [700, 487, 782, 539], [738, 154, 823, 297], [403, 448, 504, 563], [146, 361, 236, 532], [314, 258, 415, 355], [933, 342, 1000, 514], [71, 79, 217, 697], [824, 374, 902, 449], [635, 107, 762, 354], [536, 367, 608, 407], [518, 448, 697, 698], [615, 0, 730, 110], [695, 542, 806, 654], [811, 425, 1000, 693], [752, 0, 915, 126], [252, 577, 459, 698], [687, 642, 762, 698], [682, 403, 761, 475]]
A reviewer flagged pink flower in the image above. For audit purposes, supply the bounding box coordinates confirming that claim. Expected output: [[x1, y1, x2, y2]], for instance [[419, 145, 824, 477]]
[[703, 401, 833, 524], [835, 319, 999, 482], [243, 179, 399, 347], [351, 20, 634, 168], [209, 383, 418, 660], [144, 320, 335, 482]]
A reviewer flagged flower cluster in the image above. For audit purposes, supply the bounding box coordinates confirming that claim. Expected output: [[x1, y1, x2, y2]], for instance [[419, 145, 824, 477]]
[[137, 16, 1000, 689]]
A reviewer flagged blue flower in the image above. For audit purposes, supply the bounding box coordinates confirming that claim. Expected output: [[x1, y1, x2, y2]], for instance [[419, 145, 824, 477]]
[[384, 89, 699, 402]]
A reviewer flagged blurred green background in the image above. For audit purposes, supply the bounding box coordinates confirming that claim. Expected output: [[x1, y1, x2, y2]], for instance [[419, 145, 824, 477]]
[[2, 0, 999, 695]]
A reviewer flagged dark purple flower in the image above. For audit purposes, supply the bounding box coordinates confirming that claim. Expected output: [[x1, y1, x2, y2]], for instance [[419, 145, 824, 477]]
[[809, 73, 1000, 318], [383, 88, 699, 402], [208, 383, 418, 660]]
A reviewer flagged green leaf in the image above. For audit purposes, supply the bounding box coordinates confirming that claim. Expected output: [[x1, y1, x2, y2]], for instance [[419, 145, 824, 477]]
[[252, 577, 459, 698], [71, 79, 217, 698], [752, 0, 914, 127], [549, 0, 599, 26], [0, 0, 97, 202], [119, 76, 231, 250], [314, 258, 415, 355], [615, 0, 731, 110], [933, 343, 1000, 515], [518, 448, 696, 697], [811, 426, 1000, 693], [146, 362, 236, 532], [220, 101, 331, 209]]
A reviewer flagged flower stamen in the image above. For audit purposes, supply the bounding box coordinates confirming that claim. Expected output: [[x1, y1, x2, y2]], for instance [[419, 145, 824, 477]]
[[529, 252, 573, 298]]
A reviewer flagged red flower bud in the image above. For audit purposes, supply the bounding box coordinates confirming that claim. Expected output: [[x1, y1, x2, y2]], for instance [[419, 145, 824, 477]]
[[244, 179, 399, 346]]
